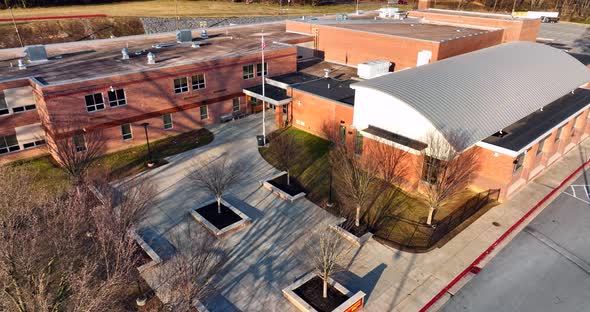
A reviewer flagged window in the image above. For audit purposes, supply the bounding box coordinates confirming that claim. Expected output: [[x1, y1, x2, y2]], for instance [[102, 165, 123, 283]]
[[11, 104, 36, 113], [339, 125, 346, 145], [354, 131, 363, 155], [0, 135, 20, 154], [571, 115, 580, 137], [513, 153, 525, 174], [555, 126, 564, 143], [107, 89, 126, 107], [22, 140, 45, 149], [536, 137, 546, 157], [282, 104, 288, 115], [421, 156, 442, 184], [121, 124, 133, 140], [243, 64, 255, 80], [84, 93, 105, 112], [256, 62, 268, 77], [173, 77, 189, 94], [191, 74, 206, 90], [73, 135, 86, 152], [0, 95, 7, 115], [200, 105, 208, 120], [163, 113, 173, 130], [233, 98, 240, 112]]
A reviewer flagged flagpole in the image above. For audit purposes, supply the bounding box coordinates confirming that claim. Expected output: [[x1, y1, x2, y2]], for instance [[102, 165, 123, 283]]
[[261, 31, 266, 145]]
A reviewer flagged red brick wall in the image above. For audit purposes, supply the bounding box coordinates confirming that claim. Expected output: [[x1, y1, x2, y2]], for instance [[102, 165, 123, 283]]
[[290, 89, 354, 138], [436, 29, 503, 60], [409, 11, 541, 43]]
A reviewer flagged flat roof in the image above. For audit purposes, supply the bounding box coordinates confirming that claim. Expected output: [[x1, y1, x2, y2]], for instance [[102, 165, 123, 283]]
[[297, 59, 358, 80], [244, 84, 290, 102], [269, 71, 355, 105], [321, 22, 493, 42], [414, 8, 524, 21], [482, 88, 590, 152], [0, 22, 311, 86]]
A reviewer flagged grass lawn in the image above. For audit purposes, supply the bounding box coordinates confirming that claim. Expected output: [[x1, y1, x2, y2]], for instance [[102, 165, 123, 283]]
[[260, 127, 499, 249], [9, 128, 213, 190], [0, 0, 395, 18]]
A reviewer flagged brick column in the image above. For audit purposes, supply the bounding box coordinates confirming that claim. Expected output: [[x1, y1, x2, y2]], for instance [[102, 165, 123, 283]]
[[275, 105, 283, 128], [418, 0, 432, 10]]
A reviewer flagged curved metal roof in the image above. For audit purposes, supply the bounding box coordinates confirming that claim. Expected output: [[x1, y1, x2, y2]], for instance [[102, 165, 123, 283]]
[[352, 42, 590, 149]]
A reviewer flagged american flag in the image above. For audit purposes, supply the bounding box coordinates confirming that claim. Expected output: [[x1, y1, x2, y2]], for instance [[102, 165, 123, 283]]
[[261, 35, 266, 50]]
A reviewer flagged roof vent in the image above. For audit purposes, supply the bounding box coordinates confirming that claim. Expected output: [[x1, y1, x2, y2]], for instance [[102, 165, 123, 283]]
[[176, 29, 192, 43], [201, 30, 209, 39], [147, 52, 156, 65], [492, 130, 509, 138], [191, 42, 200, 48], [17, 59, 26, 70], [324, 68, 331, 78], [24, 45, 48, 62], [121, 47, 130, 60]]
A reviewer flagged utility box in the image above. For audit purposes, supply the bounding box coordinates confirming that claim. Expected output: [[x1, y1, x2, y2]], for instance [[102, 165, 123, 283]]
[[24, 45, 48, 62], [176, 29, 193, 43], [256, 135, 266, 147], [357, 60, 391, 79]]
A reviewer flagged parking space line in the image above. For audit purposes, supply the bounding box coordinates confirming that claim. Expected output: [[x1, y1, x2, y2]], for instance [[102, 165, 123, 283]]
[[563, 190, 590, 204]]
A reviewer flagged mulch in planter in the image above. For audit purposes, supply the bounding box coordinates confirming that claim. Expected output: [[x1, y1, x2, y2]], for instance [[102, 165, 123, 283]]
[[293, 276, 349, 312], [196, 202, 242, 230], [268, 173, 305, 196], [340, 221, 370, 238]]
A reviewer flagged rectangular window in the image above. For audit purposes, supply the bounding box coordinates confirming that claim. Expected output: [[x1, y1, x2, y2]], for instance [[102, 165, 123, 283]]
[[0, 135, 20, 154], [73, 135, 86, 152], [243, 64, 255, 80], [256, 62, 268, 77], [121, 124, 133, 140], [107, 89, 126, 107], [84, 93, 105, 112], [191, 74, 206, 90], [23, 140, 45, 149], [173, 77, 189, 94], [354, 131, 363, 155], [0, 95, 8, 115], [233, 98, 240, 112], [200, 105, 209, 120], [513, 153, 525, 174], [11, 104, 36, 113], [555, 126, 564, 143], [421, 156, 442, 184], [163, 113, 173, 130], [282, 104, 288, 115], [536, 137, 546, 157]]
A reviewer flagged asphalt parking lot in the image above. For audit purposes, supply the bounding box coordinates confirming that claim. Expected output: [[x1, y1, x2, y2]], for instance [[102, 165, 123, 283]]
[[539, 22, 590, 53], [442, 170, 590, 312]]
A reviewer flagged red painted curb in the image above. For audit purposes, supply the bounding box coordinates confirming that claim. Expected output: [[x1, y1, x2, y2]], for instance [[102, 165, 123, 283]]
[[0, 14, 107, 22], [419, 157, 590, 312]]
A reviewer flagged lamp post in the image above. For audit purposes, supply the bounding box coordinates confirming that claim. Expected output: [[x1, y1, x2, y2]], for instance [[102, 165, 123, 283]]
[[141, 122, 154, 167]]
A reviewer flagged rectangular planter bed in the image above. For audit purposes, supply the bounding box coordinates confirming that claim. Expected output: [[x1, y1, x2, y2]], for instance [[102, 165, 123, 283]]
[[261, 171, 306, 202], [191, 198, 251, 238], [330, 219, 373, 247], [283, 272, 366, 312], [130, 228, 177, 272]]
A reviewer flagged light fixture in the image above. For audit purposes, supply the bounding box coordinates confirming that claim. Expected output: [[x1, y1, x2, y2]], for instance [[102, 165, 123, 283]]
[[109, 86, 115, 93]]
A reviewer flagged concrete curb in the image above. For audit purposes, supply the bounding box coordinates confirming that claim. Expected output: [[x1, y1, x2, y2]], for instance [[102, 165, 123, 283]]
[[261, 171, 306, 202], [190, 197, 252, 238]]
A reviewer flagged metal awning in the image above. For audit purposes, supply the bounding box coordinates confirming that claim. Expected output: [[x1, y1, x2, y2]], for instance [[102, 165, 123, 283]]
[[243, 84, 291, 106]]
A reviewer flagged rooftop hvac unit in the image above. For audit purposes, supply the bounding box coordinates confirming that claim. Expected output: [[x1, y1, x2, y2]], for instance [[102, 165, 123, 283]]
[[201, 30, 209, 39], [147, 52, 156, 65], [357, 60, 391, 79], [24, 45, 48, 62], [176, 29, 193, 43], [121, 47, 130, 60]]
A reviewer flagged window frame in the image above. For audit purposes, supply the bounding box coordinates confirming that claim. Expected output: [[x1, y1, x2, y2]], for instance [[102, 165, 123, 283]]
[[513, 153, 525, 174], [84, 93, 105, 112], [421, 156, 443, 184], [200, 105, 209, 120], [163, 113, 173, 130], [256, 62, 268, 77], [354, 131, 363, 155], [0, 95, 8, 115], [339, 125, 346, 145], [232, 98, 240, 112], [121, 123, 133, 141], [0, 134, 20, 155], [22, 139, 45, 149], [73, 135, 86, 152], [242, 64, 255, 80], [191, 73, 206, 90], [173, 77, 189, 94], [107, 88, 127, 107]]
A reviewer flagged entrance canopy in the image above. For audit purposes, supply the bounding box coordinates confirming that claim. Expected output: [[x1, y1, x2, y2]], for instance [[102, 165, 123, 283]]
[[243, 84, 291, 106]]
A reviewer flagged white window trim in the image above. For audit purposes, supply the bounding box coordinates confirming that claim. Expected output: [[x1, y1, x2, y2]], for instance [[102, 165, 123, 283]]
[[243, 64, 255, 80], [174, 77, 189, 94], [121, 124, 133, 141], [108, 89, 127, 107], [191, 73, 206, 90], [233, 97, 241, 112], [163, 114, 173, 130], [200, 105, 209, 120], [85, 93, 106, 113]]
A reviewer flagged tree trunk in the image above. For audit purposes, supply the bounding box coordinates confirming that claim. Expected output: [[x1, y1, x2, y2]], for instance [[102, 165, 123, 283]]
[[217, 196, 222, 214], [323, 277, 328, 298], [427, 206, 435, 225], [355, 204, 361, 227]]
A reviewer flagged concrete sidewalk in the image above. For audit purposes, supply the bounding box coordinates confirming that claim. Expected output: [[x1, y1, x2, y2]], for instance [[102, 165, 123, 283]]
[[134, 113, 590, 312]]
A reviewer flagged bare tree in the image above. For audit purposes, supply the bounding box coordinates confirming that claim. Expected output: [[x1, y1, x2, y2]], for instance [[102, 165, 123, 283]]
[[305, 227, 350, 299], [330, 145, 378, 228], [0, 166, 156, 312], [152, 225, 225, 311], [188, 154, 243, 214], [267, 131, 299, 185], [419, 130, 479, 225], [46, 116, 105, 183]]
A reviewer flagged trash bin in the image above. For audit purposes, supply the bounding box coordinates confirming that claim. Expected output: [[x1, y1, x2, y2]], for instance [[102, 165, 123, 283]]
[[256, 135, 266, 147]]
